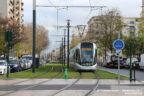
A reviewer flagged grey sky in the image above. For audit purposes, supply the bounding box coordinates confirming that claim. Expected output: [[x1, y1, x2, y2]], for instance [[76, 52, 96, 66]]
[[23, 0, 142, 55]]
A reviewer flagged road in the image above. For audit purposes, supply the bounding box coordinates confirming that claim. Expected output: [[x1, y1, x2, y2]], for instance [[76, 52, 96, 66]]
[[98, 66, 144, 81], [0, 79, 144, 96]]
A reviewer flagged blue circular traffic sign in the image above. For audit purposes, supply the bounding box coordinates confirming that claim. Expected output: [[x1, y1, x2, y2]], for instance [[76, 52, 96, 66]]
[[113, 40, 124, 50]]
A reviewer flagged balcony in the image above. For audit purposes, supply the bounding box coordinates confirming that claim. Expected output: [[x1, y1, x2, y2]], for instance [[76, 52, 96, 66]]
[[10, 9, 14, 13], [16, 1, 19, 4], [17, 18, 20, 21], [16, 13, 19, 17], [21, 8, 24, 11], [10, 0, 13, 5], [16, 7, 19, 10], [21, 2, 24, 6]]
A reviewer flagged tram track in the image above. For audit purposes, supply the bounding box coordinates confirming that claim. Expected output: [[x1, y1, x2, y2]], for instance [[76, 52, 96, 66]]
[[84, 71, 100, 96], [0, 65, 64, 96], [3, 65, 54, 86], [51, 71, 99, 96], [51, 72, 82, 96]]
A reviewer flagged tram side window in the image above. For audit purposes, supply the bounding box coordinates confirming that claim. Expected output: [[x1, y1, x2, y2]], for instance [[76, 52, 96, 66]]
[[73, 52, 76, 62], [94, 49, 97, 63], [76, 49, 80, 63]]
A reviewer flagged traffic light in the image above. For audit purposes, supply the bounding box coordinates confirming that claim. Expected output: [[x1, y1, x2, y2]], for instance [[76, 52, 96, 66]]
[[4, 30, 13, 42]]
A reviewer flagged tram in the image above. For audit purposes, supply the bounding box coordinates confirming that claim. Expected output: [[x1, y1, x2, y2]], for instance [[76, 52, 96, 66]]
[[69, 42, 97, 71]]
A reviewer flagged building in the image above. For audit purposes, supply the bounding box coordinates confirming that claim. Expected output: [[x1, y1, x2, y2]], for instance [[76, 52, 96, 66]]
[[0, 0, 24, 25], [87, 16, 103, 37], [87, 16, 140, 37], [121, 17, 139, 36]]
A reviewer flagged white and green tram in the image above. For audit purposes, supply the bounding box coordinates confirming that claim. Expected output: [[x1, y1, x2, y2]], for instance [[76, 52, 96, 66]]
[[70, 42, 97, 71]]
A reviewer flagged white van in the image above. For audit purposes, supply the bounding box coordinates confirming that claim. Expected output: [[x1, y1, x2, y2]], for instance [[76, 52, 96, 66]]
[[0, 60, 7, 75], [139, 54, 144, 69], [125, 58, 138, 68], [21, 55, 32, 68]]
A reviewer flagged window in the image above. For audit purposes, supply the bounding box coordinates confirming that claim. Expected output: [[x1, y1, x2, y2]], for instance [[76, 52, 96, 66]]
[[130, 21, 134, 24], [94, 49, 97, 63], [76, 49, 80, 63], [81, 43, 93, 63], [129, 26, 135, 31]]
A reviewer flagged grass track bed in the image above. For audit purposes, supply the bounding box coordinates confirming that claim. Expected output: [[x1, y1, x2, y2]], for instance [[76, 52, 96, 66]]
[[0, 62, 128, 79]]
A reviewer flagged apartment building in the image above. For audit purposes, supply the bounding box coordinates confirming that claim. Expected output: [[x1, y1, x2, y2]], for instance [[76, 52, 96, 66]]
[[0, 0, 24, 25], [87, 16, 140, 37], [122, 17, 139, 36]]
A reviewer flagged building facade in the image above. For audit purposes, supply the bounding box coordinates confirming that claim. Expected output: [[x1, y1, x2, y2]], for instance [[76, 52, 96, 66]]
[[0, 0, 23, 25], [87, 16, 140, 37], [121, 17, 139, 36]]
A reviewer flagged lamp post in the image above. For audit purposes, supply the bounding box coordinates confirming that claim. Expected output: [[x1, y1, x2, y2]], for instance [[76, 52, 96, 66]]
[[129, 27, 137, 82], [32, 0, 36, 73], [133, 28, 137, 82]]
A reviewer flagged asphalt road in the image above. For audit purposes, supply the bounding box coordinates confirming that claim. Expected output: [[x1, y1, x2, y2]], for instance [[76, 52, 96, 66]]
[[98, 66, 144, 81]]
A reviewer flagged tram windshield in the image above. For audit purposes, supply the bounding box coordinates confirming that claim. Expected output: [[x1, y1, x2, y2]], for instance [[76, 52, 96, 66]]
[[81, 43, 93, 63]]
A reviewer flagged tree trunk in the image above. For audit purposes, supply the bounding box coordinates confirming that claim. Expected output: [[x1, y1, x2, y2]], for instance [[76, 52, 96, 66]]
[[104, 46, 107, 66]]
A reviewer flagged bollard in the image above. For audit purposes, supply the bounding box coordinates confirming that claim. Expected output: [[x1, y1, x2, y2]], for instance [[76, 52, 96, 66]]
[[65, 68, 68, 79]]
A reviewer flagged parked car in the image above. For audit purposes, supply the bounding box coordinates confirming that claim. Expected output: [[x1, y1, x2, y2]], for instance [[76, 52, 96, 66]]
[[139, 54, 144, 69], [0, 55, 5, 60], [20, 59, 29, 70], [19, 59, 25, 71], [9, 56, 16, 60], [9, 59, 20, 72], [0, 60, 7, 75], [21, 55, 32, 68], [125, 58, 139, 68], [26, 59, 31, 69]]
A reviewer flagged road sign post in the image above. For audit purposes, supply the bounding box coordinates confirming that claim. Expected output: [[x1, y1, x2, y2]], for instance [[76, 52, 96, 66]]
[[113, 39, 124, 85]]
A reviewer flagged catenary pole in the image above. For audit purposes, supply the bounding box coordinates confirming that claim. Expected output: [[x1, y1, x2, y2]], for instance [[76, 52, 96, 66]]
[[62, 37, 64, 66], [32, 0, 36, 73], [64, 29, 66, 66], [67, 20, 70, 68]]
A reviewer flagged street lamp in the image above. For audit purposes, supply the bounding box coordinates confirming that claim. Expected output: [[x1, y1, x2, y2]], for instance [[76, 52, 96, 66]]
[[32, 0, 36, 73], [129, 26, 137, 82], [132, 27, 137, 82]]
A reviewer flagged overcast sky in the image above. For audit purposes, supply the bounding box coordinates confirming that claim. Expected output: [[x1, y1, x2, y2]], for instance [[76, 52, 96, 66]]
[[23, 0, 142, 55]]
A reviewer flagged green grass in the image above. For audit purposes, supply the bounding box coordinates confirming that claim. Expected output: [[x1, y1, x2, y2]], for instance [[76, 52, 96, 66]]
[[0, 62, 128, 79]]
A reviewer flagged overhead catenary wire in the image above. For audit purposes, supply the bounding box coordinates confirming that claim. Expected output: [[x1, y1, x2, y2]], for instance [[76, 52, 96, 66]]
[[47, 0, 56, 7], [36, 2, 106, 53], [82, 0, 104, 24]]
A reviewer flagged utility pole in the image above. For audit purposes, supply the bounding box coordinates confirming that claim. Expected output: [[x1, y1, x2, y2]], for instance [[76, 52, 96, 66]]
[[130, 42, 132, 82], [59, 45, 61, 63], [64, 29, 66, 66], [67, 19, 70, 68], [32, 0, 36, 73], [62, 37, 64, 66]]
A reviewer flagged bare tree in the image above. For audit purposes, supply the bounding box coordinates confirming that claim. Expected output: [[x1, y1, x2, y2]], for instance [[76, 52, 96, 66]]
[[24, 23, 49, 57]]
